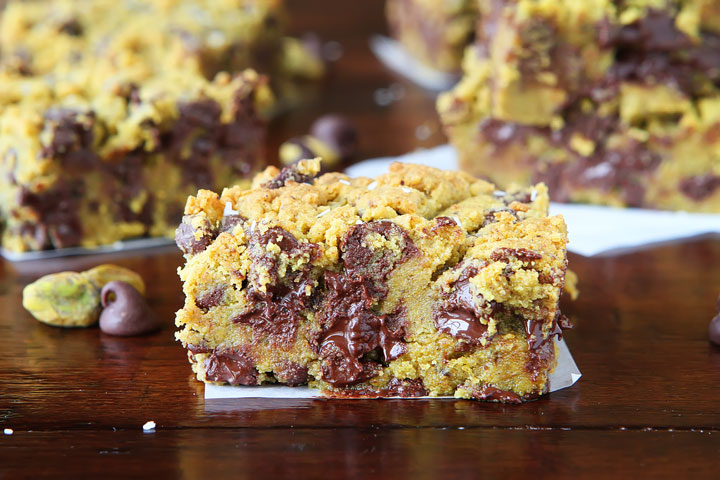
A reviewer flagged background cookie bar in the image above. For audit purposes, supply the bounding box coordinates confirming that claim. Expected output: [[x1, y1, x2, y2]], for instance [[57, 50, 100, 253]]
[[386, 0, 477, 73], [438, 0, 720, 212], [175, 159, 570, 402], [0, 0, 322, 252]]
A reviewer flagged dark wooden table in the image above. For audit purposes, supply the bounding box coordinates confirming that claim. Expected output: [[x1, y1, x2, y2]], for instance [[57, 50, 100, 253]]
[[2, 1, 720, 478]]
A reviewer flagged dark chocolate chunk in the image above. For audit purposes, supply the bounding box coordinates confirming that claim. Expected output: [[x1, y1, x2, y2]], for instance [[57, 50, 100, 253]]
[[17, 181, 85, 250], [310, 114, 358, 160], [263, 161, 318, 189], [317, 272, 407, 387], [275, 362, 310, 386], [433, 265, 497, 345], [472, 384, 522, 404], [58, 19, 83, 36], [341, 220, 419, 299], [195, 286, 226, 311], [597, 9, 717, 96], [175, 215, 216, 255], [678, 175, 720, 202], [524, 310, 569, 381], [99, 281, 160, 337], [383, 377, 428, 397], [490, 247, 543, 263], [219, 214, 245, 233], [330, 377, 428, 398], [204, 348, 259, 385], [433, 216, 459, 229], [233, 227, 320, 348]]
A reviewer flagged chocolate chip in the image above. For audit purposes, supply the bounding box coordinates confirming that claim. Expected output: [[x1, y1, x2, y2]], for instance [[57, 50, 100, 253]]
[[710, 296, 720, 346], [99, 281, 159, 336], [310, 114, 358, 160]]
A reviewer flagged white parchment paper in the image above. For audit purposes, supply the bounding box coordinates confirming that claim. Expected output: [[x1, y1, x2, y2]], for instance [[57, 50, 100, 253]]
[[369, 35, 459, 91], [345, 144, 720, 257]]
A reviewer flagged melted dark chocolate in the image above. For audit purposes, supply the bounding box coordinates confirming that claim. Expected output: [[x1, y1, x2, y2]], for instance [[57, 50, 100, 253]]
[[433, 265, 499, 345], [317, 272, 407, 386], [341, 220, 419, 299], [204, 348, 259, 385], [233, 227, 320, 348], [472, 384, 522, 404], [195, 286, 226, 311], [490, 247, 543, 263], [264, 161, 318, 189]]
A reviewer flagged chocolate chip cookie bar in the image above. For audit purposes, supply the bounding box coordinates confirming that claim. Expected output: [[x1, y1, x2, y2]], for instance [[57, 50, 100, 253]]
[[386, 0, 477, 73], [0, 0, 322, 253], [175, 159, 570, 402], [438, 0, 720, 212]]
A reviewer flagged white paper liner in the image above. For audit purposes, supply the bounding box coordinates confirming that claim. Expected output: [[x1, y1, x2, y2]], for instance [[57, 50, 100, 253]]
[[1, 237, 175, 262], [345, 144, 720, 257], [369, 35, 459, 92], [205, 338, 580, 400]]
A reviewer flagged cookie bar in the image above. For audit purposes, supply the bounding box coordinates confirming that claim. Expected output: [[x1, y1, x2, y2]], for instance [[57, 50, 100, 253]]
[[0, 70, 272, 252], [175, 159, 570, 402], [438, 0, 720, 212], [386, 0, 477, 73], [0, 0, 323, 253]]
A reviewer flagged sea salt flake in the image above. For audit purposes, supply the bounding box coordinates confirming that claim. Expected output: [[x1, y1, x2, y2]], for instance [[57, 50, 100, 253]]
[[452, 215, 464, 230], [142, 421, 156, 432], [223, 201, 239, 216], [316, 209, 331, 218], [401, 187, 412, 194], [493, 190, 506, 197], [367, 181, 378, 191], [4, 428, 13, 435], [339, 179, 351, 186]]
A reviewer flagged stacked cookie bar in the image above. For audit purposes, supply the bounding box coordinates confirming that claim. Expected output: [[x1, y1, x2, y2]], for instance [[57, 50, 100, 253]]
[[438, 0, 720, 212], [0, 0, 321, 252]]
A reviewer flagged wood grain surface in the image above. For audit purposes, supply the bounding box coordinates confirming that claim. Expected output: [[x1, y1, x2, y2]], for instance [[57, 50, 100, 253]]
[[2, 0, 720, 478]]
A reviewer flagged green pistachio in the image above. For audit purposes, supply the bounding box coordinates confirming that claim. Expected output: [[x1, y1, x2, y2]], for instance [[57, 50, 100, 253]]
[[22, 272, 101, 327], [82, 264, 146, 295]]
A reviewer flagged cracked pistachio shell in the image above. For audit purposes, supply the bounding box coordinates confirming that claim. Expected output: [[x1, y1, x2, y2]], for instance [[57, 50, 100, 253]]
[[82, 264, 145, 295], [22, 272, 101, 327]]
